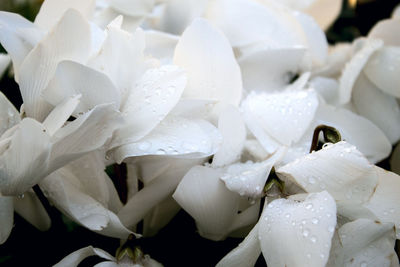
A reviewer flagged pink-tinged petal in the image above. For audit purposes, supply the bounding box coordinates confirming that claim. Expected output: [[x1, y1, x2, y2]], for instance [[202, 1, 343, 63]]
[[19, 9, 91, 121], [259, 191, 336, 267], [173, 18, 242, 106]]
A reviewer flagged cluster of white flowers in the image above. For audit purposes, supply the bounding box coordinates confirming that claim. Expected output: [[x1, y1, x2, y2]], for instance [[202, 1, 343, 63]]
[[0, 0, 399, 266]]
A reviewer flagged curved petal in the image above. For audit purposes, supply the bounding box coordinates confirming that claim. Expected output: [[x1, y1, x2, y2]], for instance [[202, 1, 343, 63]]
[[363, 46, 400, 98], [205, 0, 306, 48], [109, 65, 186, 150], [111, 116, 221, 163], [277, 141, 378, 204], [173, 18, 242, 106], [368, 18, 400, 46], [34, 0, 95, 31], [353, 73, 400, 144], [54, 246, 115, 267], [109, 0, 154, 17], [43, 60, 120, 115], [88, 26, 146, 97], [42, 95, 80, 136], [13, 190, 50, 231], [0, 196, 13, 244], [19, 9, 91, 121], [292, 11, 328, 66], [314, 104, 392, 163], [173, 166, 240, 241], [238, 46, 307, 92], [212, 106, 246, 167], [159, 0, 208, 35], [144, 30, 179, 63], [300, 0, 342, 30], [0, 118, 51, 196], [0, 11, 44, 78], [259, 191, 336, 267], [338, 38, 383, 104], [242, 89, 319, 149], [41, 168, 133, 239], [216, 223, 261, 267], [327, 219, 398, 267], [118, 158, 202, 229], [309, 76, 339, 104], [0, 91, 20, 137], [0, 53, 10, 78], [48, 104, 123, 173], [364, 166, 400, 239], [221, 148, 286, 199]]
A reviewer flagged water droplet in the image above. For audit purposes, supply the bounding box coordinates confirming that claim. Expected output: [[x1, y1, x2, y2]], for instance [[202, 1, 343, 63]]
[[360, 262, 367, 267], [310, 236, 317, 243], [311, 218, 319, 224], [308, 177, 316, 184], [285, 213, 291, 219], [138, 141, 151, 151], [328, 226, 335, 233], [302, 229, 310, 237], [305, 203, 313, 210], [320, 253, 325, 259], [18, 194, 24, 199], [306, 253, 311, 259]]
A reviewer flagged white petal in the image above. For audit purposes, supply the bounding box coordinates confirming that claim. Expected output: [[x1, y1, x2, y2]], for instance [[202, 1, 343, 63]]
[[93, 262, 118, 267], [259, 191, 336, 267], [221, 148, 286, 199], [34, 0, 95, 31], [48, 104, 123, 173], [292, 11, 328, 66], [19, 9, 91, 120], [0, 118, 51, 196], [144, 30, 179, 63], [42, 95, 80, 136], [118, 158, 202, 229], [205, 0, 305, 48], [111, 116, 221, 163], [0, 11, 44, 78], [173, 166, 240, 240], [327, 218, 397, 267], [216, 223, 261, 267], [41, 168, 132, 239], [212, 106, 246, 167], [309, 76, 339, 104], [0, 91, 20, 136], [312, 43, 352, 78], [88, 26, 146, 97], [173, 18, 242, 106], [0, 196, 13, 244], [363, 46, 400, 98], [393, 5, 400, 18], [238, 46, 307, 92], [159, 0, 208, 35], [338, 38, 383, 104], [0, 53, 10, 78], [364, 166, 400, 239], [298, 0, 342, 30], [368, 18, 400, 46], [43, 60, 120, 115], [353, 73, 400, 144], [109, 0, 154, 17], [243, 139, 270, 162], [313, 104, 392, 163], [277, 141, 378, 204], [13, 190, 50, 231], [109, 65, 186, 150], [54, 246, 115, 267], [242, 89, 319, 149]]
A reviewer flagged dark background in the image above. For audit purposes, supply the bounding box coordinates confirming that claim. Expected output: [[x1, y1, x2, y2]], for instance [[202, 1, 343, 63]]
[[0, 0, 399, 266]]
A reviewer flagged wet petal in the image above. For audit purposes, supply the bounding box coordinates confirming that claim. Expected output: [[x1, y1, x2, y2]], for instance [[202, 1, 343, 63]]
[[259, 191, 336, 267], [277, 141, 378, 204], [0, 91, 20, 136]]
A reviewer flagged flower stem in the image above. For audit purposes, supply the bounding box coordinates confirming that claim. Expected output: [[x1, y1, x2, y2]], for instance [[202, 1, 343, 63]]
[[309, 124, 341, 153]]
